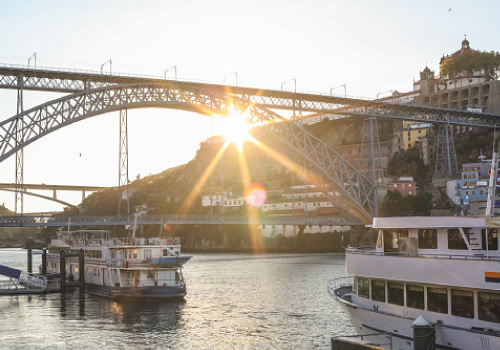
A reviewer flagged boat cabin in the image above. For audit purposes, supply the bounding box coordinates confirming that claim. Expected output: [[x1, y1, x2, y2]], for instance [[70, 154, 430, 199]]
[[371, 217, 499, 257]]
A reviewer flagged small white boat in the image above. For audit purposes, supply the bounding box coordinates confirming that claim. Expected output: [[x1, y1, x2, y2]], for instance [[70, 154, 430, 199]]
[[47, 229, 191, 299]]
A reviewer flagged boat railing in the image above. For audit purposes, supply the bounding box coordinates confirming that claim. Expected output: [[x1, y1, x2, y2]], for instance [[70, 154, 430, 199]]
[[0, 279, 20, 290], [327, 276, 354, 296], [104, 237, 180, 247], [19, 271, 47, 290], [122, 276, 184, 288], [347, 247, 500, 261]]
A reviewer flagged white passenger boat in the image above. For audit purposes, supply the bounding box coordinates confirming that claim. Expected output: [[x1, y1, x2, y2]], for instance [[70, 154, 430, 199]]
[[328, 216, 500, 350], [46, 229, 191, 299]]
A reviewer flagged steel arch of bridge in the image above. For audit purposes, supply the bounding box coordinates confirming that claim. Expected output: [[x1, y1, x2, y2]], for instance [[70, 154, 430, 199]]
[[0, 188, 76, 208], [0, 82, 376, 222]]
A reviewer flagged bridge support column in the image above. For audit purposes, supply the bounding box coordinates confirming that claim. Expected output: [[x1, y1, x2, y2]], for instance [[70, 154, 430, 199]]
[[434, 124, 458, 178], [118, 109, 130, 223], [361, 117, 384, 185], [15, 75, 24, 216]]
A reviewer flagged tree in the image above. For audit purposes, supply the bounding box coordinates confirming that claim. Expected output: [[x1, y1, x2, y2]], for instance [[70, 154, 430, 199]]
[[441, 51, 500, 80], [406, 193, 433, 216], [381, 191, 433, 217], [381, 190, 409, 216]]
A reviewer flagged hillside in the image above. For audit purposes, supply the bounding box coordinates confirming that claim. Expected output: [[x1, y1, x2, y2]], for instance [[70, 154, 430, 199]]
[[38, 117, 498, 248]]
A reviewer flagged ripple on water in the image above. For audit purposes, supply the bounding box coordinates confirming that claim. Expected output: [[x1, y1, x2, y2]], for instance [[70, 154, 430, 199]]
[[0, 251, 351, 350]]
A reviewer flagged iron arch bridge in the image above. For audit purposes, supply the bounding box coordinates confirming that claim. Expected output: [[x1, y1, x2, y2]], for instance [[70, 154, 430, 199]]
[[1, 65, 499, 224], [0, 82, 376, 222]]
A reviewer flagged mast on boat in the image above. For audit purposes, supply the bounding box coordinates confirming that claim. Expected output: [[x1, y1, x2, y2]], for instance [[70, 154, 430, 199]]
[[486, 137, 500, 216]]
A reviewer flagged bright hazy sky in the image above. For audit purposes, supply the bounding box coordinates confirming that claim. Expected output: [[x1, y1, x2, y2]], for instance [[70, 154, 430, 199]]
[[0, 0, 499, 213]]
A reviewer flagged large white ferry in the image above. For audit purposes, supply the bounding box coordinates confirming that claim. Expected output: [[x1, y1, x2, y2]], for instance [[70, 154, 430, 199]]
[[46, 229, 192, 299], [328, 216, 500, 350]]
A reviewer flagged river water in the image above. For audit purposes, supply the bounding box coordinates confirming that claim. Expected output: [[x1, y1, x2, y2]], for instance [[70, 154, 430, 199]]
[[0, 249, 352, 349]]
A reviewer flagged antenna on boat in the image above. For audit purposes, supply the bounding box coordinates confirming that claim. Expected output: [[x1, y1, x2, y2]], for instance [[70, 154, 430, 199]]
[[486, 128, 500, 216]]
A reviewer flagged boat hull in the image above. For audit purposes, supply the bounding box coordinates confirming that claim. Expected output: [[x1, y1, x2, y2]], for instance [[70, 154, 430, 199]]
[[86, 283, 187, 300], [336, 295, 500, 350]]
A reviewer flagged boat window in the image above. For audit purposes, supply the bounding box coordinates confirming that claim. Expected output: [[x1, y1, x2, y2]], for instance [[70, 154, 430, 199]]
[[482, 229, 499, 250], [358, 277, 369, 299], [479, 292, 500, 323], [418, 229, 437, 249], [387, 282, 404, 306], [371, 280, 385, 302], [383, 229, 408, 252], [447, 229, 468, 250], [406, 284, 424, 310], [376, 230, 383, 248], [427, 287, 448, 314], [451, 289, 474, 319]]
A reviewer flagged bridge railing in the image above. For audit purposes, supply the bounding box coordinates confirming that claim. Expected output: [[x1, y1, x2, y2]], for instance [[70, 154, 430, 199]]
[[0, 214, 360, 227]]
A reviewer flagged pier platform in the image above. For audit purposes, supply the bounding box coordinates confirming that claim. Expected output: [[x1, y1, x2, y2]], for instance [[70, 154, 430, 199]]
[[0, 264, 60, 296]]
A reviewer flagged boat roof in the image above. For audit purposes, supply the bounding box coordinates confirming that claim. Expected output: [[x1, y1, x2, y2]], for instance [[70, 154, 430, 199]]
[[372, 216, 486, 229]]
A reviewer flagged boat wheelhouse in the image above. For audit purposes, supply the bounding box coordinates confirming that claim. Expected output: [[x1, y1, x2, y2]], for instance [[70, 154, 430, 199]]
[[328, 216, 500, 350], [47, 229, 191, 299]]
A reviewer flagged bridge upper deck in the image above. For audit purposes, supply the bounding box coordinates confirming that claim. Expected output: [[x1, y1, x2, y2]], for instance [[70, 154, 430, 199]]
[[1, 64, 499, 127]]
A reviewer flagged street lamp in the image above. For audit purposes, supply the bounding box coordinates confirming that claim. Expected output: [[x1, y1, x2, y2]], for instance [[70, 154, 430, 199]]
[[223, 72, 238, 86], [164, 65, 177, 80], [281, 78, 296, 93], [281, 78, 297, 118], [28, 53, 36, 69], [101, 59, 112, 75], [330, 84, 346, 98], [376, 90, 394, 99]]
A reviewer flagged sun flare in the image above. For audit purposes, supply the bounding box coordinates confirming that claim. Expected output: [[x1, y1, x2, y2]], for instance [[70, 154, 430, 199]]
[[216, 108, 253, 149]]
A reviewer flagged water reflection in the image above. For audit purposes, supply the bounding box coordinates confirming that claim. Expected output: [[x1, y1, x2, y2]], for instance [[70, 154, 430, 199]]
[[0, 251, 349, 349], [94, 296, 186, 333]]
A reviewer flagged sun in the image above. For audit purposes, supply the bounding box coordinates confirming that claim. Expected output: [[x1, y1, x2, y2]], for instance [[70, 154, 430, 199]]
[[217, 108, 253, 149]]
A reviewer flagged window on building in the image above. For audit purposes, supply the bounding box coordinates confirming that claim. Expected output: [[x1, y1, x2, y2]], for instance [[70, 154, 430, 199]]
[[428, 287, 448, 314], [371, 280, 385, 302], [479, 292, 500, 323], [451, 289, 474, 318], [407, 284, 424, 309], [482, 228, 499, 250], [448, 229, 468, 250], [418, 229, 437, 249], [358, 277, 369, 298], [388, 282, 404, 306]]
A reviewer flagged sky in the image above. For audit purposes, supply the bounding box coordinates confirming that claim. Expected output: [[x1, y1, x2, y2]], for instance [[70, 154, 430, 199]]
[[0, 0, 499, 213]]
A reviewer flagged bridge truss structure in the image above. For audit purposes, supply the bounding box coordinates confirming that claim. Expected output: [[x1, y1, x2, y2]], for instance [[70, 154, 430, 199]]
[[0, 65, 499, 225]]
